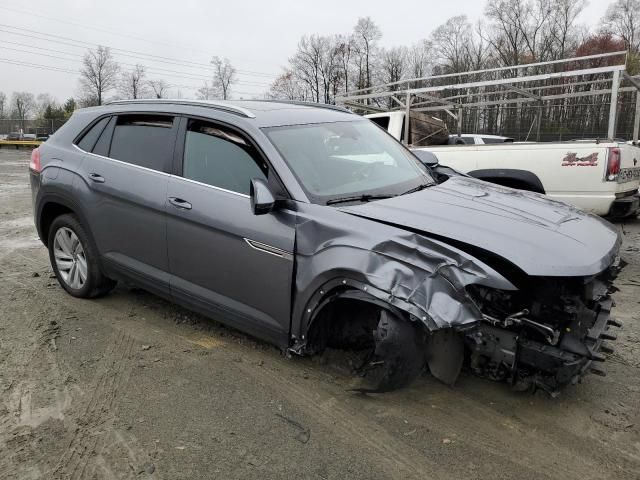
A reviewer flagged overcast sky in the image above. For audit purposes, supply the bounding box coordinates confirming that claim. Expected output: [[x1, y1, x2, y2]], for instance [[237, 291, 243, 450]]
[[0, 0, 611, 103]]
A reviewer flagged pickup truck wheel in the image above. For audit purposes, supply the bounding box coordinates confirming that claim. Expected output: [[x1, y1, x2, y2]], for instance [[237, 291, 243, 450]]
[[48, 214, 116, 298]]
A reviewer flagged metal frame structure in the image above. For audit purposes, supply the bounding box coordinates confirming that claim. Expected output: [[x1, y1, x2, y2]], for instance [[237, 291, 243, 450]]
[[336, 51, 640, 143]]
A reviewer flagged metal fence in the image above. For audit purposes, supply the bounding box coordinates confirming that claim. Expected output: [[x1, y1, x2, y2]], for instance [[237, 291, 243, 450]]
[[0, 119, 67, 137], [338, 51, 640, 143]]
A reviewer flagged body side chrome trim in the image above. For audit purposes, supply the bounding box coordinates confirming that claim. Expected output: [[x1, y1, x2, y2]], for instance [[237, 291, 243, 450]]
[[244, 238, 293, 261]]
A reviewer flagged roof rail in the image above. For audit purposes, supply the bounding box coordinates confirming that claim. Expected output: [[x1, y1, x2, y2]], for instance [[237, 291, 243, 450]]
[[106, 99, 256, 118], [253, 99, 354, 114]]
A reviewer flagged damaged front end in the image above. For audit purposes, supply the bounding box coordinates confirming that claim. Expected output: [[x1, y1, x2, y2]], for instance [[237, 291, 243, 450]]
[[465, 260, 624, 395], [290, 195, 624, 395]]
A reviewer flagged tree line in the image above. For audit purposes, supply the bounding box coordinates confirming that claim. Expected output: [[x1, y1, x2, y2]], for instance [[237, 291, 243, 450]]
[[3, 0, 640, 139], [267, 0, 640, 139], [0, 45, 238, 133]]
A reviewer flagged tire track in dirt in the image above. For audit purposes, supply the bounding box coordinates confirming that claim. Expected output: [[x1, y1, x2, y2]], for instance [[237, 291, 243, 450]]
[[387, 385, 633, 480], [51, 329, 135, 479], [0, 282, 68, 480], [0, 276, 160, 479], [235, 360, 452, 480], [237, 348, 635, 480]]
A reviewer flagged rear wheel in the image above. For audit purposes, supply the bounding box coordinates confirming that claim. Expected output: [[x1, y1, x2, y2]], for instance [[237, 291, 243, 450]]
[[48, 214, 115, 298]]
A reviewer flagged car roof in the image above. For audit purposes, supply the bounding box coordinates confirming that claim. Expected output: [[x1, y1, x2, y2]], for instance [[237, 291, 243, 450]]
[[101, 99, 357, 128]]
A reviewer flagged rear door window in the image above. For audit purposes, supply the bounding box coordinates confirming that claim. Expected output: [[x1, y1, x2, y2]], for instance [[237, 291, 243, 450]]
[[76, 117, 110, 152], [108, 115, 175, 172], [182, 119, 266, 195]]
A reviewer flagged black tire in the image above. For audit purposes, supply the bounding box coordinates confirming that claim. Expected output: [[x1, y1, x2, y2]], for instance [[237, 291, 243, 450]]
[[355, 311, 426, 393], [47, 214, 116, 298]]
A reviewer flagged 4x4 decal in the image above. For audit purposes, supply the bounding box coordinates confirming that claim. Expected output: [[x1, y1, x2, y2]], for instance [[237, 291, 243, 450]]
[[561, 152, 598, 166]]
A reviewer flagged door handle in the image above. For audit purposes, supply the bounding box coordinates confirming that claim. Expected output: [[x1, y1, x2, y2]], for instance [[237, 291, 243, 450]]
[[88, 173, 105, 183], [168, 197, 192, 210]]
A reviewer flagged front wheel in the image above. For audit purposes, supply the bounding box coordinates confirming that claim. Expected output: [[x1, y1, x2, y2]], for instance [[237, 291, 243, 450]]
[[48, 214, 115, 298]]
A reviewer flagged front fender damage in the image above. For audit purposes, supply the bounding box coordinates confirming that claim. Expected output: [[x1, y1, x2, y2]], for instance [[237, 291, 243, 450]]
[[290, 212, 516, 390]]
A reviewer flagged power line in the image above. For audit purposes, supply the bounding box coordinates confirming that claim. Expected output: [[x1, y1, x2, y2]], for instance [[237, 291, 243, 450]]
[[0, 32, 274, 85], [0, 58, 260, 97], [0, 42, 272, 87], [0, 4, 210, 55], [0, 23, 277, 78], [0, 1, 275, 79], [0, 57, 78, 74]]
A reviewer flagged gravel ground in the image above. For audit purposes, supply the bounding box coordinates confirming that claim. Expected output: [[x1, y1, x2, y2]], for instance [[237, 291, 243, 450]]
[[0, 148, 639, 480]]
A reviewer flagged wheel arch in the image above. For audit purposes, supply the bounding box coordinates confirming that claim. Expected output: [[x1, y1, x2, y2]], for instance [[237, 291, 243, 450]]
[[292, 276, 415, 353], [468, 168, 546, 194], [37, 193, 92, 248]]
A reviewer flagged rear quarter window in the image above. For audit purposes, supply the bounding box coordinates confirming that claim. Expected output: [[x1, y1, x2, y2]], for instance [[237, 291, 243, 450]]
[[76, 117, 110, 152]]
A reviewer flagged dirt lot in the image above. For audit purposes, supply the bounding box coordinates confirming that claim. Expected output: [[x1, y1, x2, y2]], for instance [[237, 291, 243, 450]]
[[0, 148, 639, 480]]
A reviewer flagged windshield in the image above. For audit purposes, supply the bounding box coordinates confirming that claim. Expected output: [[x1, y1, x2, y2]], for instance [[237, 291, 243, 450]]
[[264, 120, 434, 204]]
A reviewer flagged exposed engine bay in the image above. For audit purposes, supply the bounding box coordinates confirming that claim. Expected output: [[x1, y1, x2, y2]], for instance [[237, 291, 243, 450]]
[[462, 260, 624, 394]]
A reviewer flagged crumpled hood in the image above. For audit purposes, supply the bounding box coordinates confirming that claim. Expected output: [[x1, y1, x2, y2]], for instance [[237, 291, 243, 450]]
[[341, 177, 621, 277]]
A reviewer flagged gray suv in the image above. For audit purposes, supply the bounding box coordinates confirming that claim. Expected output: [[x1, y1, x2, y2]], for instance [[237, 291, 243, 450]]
[[30, 99, 623, 394]]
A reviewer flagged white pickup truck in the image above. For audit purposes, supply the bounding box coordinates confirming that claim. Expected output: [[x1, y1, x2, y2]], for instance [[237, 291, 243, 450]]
[[367, 111, 640, 217]]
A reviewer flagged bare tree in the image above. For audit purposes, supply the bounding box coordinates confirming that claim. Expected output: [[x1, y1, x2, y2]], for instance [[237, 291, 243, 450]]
[[196, 81, 216, 100], [211, 56, 237, 100], [268, 70, 308, 100], [335, 34, 354, 94], [603, 0, 640, 52], [547, 0, 586, 59], [79, 46, 120, 106], [483, 0, 528, 66], [379, 46, 407, 107], [148, 79, 169, 99], [407, 40, 433, 80], [290, 35, 324, 102], [353, 17, 382, 91], [11, 92, 36, 131], [432, 16, 475, 73], [119, 64, 148, 99], [0, 91, 6, 119]]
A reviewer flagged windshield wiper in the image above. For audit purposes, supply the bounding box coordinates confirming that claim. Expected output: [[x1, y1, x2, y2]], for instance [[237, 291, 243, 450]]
[[326, 194, 395, 206], [399, 183, 434, 196]]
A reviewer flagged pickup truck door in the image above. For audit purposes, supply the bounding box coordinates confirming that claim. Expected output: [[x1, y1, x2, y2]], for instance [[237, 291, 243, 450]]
[[166, 117, 296, 347]]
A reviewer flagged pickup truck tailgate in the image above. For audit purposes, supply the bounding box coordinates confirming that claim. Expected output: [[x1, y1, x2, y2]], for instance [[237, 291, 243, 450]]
[[616, 144, 640, 191]]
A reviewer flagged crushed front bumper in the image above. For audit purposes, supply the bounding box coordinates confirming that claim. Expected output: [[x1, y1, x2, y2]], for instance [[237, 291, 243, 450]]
[[517, 297, 621, 395]]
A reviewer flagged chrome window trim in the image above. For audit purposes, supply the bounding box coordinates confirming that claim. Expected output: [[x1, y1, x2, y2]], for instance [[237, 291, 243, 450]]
[[169, 174, 250, 199], [75, 143, 253, 198], [72, 144, 171, 176], [243, 238, 293, 261]]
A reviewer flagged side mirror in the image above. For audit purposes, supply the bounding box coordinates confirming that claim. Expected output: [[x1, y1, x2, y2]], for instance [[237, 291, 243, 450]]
[[250, 178, 276, 215], [412, 149, 439, 167]]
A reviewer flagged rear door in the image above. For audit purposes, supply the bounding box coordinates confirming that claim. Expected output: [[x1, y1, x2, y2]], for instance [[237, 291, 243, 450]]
[[166, 117, 296, 346], [75, 113, 178, 294]]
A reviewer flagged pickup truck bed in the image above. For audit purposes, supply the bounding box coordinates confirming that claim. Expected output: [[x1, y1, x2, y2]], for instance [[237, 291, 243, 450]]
[[365, 110, 640, 217], [415, 142, 640, 217]]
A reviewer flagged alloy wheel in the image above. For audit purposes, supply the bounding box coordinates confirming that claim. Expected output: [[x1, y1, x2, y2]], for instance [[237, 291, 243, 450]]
[[53, 227, 87, 289]]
